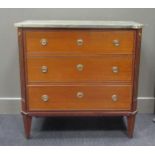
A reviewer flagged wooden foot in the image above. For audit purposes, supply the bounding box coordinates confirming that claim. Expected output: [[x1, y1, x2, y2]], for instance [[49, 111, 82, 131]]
[[22, 114, 32, 138], [127, 114, 136, 138]]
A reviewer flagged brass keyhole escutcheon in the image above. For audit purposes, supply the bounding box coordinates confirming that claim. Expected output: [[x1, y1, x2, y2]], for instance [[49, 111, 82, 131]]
[[112, 94, 118, 102], [112, 66, 119, 73], [41, 95, 49, 102], [113, 40, 120, 47], [76, 64, 84, 71], [41, 66, 48, 73], [40, 38, 48, 46], [77, 39, 84, 46], [77, 92, 84, 98]]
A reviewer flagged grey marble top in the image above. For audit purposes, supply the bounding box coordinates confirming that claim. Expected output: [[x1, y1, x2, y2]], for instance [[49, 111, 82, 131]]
[[14, 20, 143, 29]]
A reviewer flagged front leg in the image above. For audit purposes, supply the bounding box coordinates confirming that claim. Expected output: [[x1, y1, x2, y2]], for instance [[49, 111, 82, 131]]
[[127, 114, 136, 138], [22, 113, 32, 139]]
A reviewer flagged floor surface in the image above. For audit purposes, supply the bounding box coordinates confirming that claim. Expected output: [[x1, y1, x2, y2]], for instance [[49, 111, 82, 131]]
[[0, 114, 155, 145]]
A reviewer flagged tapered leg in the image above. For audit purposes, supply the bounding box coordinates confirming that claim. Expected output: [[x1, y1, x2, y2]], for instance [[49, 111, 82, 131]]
[[22, 114, 32, 138], [127, 114, 136, 138]]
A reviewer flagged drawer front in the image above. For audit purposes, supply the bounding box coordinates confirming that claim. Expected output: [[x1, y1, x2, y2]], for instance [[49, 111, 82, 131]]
[[27, 55, 133, 82], [28, 85, 132, 111], [25, 30, 135, 54]]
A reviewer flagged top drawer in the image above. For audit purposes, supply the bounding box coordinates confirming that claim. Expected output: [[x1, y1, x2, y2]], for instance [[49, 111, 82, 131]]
[[25, 30, 135, 54]]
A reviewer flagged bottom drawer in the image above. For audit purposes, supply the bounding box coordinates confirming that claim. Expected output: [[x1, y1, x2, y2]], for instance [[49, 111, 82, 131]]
[[27, 85, 132, 111]]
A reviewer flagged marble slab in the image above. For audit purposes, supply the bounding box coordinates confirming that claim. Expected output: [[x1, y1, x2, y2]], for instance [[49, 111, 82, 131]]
[[14, 20, 143, 29]]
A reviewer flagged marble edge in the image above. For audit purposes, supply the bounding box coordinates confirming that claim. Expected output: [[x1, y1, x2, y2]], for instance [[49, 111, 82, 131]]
[[14, 20, 143, 29]]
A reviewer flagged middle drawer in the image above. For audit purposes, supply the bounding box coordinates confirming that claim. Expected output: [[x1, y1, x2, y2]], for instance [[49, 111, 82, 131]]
[[27, 55, 133, 82]]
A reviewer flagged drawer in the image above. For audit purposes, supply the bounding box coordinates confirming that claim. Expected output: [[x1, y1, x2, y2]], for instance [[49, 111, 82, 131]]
[[25, 30, 135, 54], [27, 85, 132, 111], [27, 55, 133, 82]]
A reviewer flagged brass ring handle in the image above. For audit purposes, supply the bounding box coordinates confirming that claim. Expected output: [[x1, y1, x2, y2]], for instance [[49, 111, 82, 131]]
[[113, 40, 120, 47], [77, 38, 84, 46], [41, 95, 49, 102], [40, 38, 48, 46], [112, 66, 119, 73], [76, 64, 84, 71], [77, 92, 84, 98], [41, 66, 48, 73], [112, 94, 118, 102]]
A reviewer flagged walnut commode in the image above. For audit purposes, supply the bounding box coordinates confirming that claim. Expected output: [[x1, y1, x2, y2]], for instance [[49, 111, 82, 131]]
[[15, 20, 143, 138]]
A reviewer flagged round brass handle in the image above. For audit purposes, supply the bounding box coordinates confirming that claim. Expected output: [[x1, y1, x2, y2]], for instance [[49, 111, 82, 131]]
[[77, 38, 84, 46], [77, 92, 84, 98], [112, 94, 118, 102], [41, 95, 49, 102], [112, 66, 119, 73], [41, 66, 48, 73], [113, 40, 120, 47], [76, 64, 84, 71], [40, 38, 48, 46]]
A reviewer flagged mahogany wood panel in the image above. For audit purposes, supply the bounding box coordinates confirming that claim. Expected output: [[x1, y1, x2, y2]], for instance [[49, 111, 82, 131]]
[[18, 28, 27, 112], [27, 84, 132, 111], [131, 29, 142, 111], [25, 30, 135, 54], [26, 110, 137, 117], [27, 55, 133, 82]]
